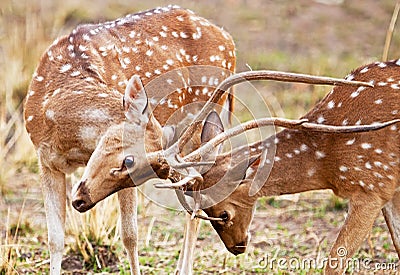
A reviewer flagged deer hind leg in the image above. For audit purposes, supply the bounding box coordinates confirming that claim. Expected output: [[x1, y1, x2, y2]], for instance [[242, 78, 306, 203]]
[[175, 213, 201, 275], [39, 163, 67, 275], [326, 194, 384, 275], [118, 188, 140, 275], [382, 191, 400, 256]]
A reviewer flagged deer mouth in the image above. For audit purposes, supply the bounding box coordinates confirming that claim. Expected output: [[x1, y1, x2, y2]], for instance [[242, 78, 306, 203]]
[[228, 241, 247, 255], [72, 197, 96, 212]]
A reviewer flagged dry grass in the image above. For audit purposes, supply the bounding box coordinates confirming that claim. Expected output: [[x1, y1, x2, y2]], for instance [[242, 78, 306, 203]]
[[1, 0, 400, 274]]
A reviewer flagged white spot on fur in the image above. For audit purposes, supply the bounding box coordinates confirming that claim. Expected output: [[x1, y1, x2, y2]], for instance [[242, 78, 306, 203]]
[[307, 168, 316, 177], [46, 110, 55, 120], [71, 71, 81, 77], [361, 143, 372, 149], [378, 62, 387, 68], [374, 171, 384, 179], [368, 184, 374, 190], [350, 86, 366, 98], [346, 138, 356, 145], [315, 151, 326, 159], [60, 64, 72, 73], [83, 109, 110, 122], [300, 144, 308, 152], [391, 84, 400, 89]]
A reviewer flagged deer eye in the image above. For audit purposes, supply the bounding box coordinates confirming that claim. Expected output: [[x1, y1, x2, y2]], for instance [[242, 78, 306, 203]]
[[219, 211, 230, 221], [124, 155, 134, 168]]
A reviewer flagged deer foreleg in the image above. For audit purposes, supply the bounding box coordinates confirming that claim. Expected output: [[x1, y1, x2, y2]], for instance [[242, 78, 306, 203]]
[[118, 188, 140, 275], [175, 213, 201, 275], [326, 194, 384, 275], [40, 164, 66, 275]]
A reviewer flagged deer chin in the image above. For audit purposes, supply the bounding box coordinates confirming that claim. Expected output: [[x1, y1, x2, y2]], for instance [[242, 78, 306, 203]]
[[226, 232, 250, 255]]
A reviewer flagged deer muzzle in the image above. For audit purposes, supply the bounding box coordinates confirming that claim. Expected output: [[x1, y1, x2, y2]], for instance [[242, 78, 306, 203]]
[[72, 180, 95, 212]]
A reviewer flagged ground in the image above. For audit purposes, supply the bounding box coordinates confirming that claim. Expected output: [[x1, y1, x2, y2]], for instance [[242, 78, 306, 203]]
[[1, 0, 400, 274]]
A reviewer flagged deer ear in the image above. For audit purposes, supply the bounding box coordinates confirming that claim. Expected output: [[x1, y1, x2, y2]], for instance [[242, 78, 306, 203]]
[[123, 75, 150, 124], [201, 111, 224, 144], [162, 125, 176, 148], [198, 111, 224, 171]]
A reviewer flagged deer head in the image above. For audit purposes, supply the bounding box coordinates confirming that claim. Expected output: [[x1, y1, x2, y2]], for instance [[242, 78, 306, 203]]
[[72, 75, 174, 212]]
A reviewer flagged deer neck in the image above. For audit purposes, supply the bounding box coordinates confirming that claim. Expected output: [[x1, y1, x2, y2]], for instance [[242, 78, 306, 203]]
[[255, 129, 332, 198]]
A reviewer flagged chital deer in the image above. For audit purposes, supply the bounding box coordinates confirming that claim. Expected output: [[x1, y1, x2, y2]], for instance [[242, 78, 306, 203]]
[[171, 60, 400, 274], [23, 5, 236, 274], [71, 64, 383, 273]]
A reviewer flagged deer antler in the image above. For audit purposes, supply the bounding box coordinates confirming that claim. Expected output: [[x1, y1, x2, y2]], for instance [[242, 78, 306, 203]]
[[184, 117, 400, 163], [154, 117, 400, 189], [174, 70, 374, 153]]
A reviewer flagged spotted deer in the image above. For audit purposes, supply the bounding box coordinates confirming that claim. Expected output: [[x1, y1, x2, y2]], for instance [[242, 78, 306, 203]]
[[167, 60, 400, 274], [24, 5, 237, 274], [71, 63, 384, 273]]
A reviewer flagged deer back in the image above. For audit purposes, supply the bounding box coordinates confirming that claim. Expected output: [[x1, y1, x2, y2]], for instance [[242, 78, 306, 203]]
[[24, 5, 236, 160]]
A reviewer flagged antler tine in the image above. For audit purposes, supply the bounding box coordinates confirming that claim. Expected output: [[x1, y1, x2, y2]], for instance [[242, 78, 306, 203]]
[[154, 175, 195, 189], [154, 154, 205, 189], [175, 189, 224, 221], [174, 70, 374, 153]]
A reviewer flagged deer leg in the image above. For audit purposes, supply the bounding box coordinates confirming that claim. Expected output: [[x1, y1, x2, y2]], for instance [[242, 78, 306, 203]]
[[382, 192, 400, 256], [118, 188, 140, 275], [40, 164, 66, 275], [175, 213, 201, 275], [326, 195, 384, 275]]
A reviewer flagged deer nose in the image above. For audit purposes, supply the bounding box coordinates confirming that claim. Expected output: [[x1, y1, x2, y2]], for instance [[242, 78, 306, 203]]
[[72, 180, 94, 212]]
